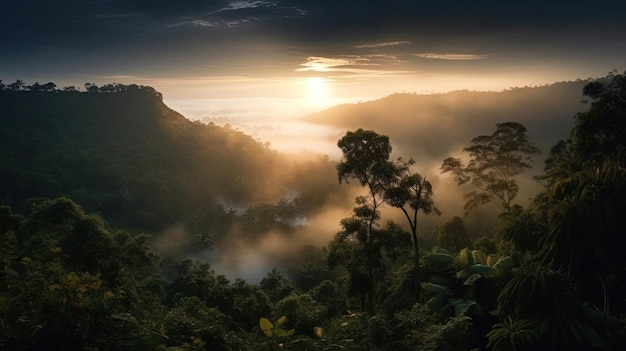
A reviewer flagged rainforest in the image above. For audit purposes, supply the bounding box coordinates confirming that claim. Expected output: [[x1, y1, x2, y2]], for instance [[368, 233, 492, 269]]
[[1, 71, 625, 350]]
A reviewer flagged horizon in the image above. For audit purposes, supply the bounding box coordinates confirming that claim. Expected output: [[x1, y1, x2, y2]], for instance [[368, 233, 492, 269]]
[[1, 76, 595, 161], [2, 1, 625, 115]]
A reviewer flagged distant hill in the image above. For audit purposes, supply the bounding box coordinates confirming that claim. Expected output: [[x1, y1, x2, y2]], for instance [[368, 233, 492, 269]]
[[0, 80, 596, 246], [304, 81, 589, 170], [303, 81, 592, 227], [0, 85, 342, 232]]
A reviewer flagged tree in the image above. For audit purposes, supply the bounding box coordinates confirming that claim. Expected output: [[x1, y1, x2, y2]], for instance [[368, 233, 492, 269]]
[[441, 122, 539, 214], [336, 129, 400, 313], [385, 158, 440, 285], [534, 71, 626, 315], [496, 204, 545, 255], [337, 130, 440, 305], [539, 160, 625, 314], [571, 69, 626, 162], [492, 262, 616, 351], [8, 79, 25, 91], [41, 82, 57, 92], [437, 216, 472, 254]]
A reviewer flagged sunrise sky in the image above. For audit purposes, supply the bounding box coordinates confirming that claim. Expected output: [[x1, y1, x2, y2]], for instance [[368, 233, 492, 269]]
[[2, 1, 625, 119]]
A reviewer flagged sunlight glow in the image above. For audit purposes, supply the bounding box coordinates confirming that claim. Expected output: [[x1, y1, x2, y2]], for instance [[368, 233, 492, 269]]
[[307, 77, 330, 105]]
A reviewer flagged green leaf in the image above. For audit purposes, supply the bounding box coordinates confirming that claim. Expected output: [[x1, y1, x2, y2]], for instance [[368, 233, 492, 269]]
[[429, 252, 454, 264], [471, 250, 485, 264], [421, 282, 450, 294], [463, 273, 482, 286], [275, 315, 287, 329], [451, 298, 478, 316], [470, 264, 497, 276], [259, 317, 273, 337], [492, 256, 512, 271], [426, 293, 448, 312]]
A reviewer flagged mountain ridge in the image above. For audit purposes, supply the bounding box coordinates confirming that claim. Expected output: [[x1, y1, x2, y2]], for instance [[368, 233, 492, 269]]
[[303, 80, 589, 168], [0, 86, 342, 233]]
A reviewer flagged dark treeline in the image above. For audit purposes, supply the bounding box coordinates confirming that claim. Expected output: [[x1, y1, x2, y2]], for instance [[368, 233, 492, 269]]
[[1, 71, 625, 350], [0, 79, 163, 99]]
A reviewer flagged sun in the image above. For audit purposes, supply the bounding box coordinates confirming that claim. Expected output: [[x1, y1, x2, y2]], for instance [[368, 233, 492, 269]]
[[307, 77, 329, 105]]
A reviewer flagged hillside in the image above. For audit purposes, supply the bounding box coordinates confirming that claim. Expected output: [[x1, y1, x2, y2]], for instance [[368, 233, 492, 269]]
[[0, 80, 597, 243], [304, 81, 589, 169], [0, 85, 343, 234]]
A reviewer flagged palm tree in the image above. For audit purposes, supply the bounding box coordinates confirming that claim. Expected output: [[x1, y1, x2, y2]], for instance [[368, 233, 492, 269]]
[[496, 204, 545, 255], [539, 160, 625, 314]]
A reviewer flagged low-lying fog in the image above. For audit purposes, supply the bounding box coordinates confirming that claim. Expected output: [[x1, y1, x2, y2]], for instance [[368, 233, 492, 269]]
[[162, 83, 588, 282], [165, 97, 358, 159]]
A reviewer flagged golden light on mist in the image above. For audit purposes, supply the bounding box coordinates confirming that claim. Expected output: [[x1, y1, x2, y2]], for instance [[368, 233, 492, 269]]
[[307, 77, 330, 105]]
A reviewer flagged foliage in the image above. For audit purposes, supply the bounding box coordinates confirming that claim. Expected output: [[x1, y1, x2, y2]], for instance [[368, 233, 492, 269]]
[[336, 129, 400, 314], [336, 129, 440, 312], [494, 262, 618, 351], [385, 157, 441, 284], [436, 216, 473, 253], [572, 70, 626, 161], [274, 294, 322, 335], [486, 316, 538, 351], [420, 315, 473, 351], [0, 84, 345, 235], [496, 205, 545, 254], [2, 75, 625, 350], [534, 71, 626, 316], [259, 316, 295, 338], [441, 122, 539, 214]]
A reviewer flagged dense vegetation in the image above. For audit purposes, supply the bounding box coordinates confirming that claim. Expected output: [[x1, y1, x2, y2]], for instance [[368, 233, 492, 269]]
[[1, 71, 625, 350], [0, 80, 347, 248]]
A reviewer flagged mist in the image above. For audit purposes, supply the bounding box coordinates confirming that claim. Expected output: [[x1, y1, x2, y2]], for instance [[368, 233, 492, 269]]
[[154, 81, 590, 282]]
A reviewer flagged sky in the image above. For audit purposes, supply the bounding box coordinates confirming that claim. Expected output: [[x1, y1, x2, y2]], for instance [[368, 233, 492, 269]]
[[2, 1, 626, 117], [2, 0, 624, 281]]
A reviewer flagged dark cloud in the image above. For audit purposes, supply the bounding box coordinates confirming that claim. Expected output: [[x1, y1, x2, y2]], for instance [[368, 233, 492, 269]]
[[1, 1, 625, 87], [4, 1, 624, 48]]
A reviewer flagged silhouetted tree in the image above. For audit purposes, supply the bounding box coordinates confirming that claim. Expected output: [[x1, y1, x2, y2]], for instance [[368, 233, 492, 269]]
[[385, 157, 440, 284], [8, 79, 25, 91], [437, 216, 472, 253], [496, 204, 545, 255], [336, 129, 400, 313], [41, 82, 56, 92], [535, 71, 626, 315], [84, 82, 99, 92], [441, 122, 539, 214], [572, 69, 626, 162]]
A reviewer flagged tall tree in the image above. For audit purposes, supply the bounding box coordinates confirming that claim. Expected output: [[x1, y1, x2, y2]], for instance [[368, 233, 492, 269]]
[[485, 72, 626, 351], [441, 122, 539, 214], [336, 129, 400, 313], [534, 71, 626, 315], [336, 129, 440, 307], [571, 69, 626, 162], [384, 158, 440, 284]]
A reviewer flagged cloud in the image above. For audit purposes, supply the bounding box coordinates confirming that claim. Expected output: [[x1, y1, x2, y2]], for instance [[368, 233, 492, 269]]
[[96, 75, 281, 86], [414, 53, 490, 60], [95, 12, 145, 19], [296, 57, 354, 72], [353, 41, 411, 49], [296, 56, 409, 76], [208, 1, 278, 15], [168, 18, 254, 28], [165, 1, 307, 29]]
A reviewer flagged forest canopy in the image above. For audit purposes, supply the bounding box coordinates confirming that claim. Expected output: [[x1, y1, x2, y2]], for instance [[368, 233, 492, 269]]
[[1, 72, 625, 350]]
